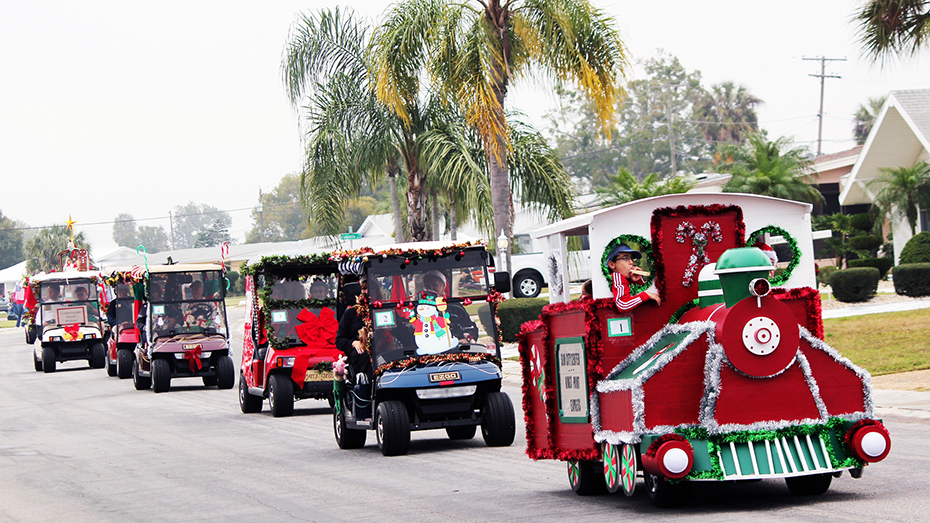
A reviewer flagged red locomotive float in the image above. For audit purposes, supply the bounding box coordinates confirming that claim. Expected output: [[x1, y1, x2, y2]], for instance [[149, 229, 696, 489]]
[[517, 193, 890, 507]]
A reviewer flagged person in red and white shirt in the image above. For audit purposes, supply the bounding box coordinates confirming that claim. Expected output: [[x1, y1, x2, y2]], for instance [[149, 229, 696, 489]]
[[606, 243, 661, 311]]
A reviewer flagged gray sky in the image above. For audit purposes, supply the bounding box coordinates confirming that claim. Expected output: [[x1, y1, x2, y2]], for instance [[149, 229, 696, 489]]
[[2, 1, 929, 259]]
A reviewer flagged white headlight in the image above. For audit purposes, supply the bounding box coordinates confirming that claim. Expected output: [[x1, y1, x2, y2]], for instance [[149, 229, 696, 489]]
[[416, 385, 477, 399]]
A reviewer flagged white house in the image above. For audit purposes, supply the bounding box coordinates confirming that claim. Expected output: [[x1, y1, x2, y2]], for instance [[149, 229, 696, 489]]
[[840, 89, 930, 264]]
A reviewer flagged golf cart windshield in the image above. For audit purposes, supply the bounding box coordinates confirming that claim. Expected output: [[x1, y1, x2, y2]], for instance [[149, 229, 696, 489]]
[[365, 250, 497, 366], [148, 270, 227, 337], [39, 279, 101, 326], [265, 273, 339, 347]]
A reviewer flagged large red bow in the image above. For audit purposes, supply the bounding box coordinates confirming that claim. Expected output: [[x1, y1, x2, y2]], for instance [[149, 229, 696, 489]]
[[295, 307, 337, 346], [63, 323, 81, 341], [184, 347, 203, 373]]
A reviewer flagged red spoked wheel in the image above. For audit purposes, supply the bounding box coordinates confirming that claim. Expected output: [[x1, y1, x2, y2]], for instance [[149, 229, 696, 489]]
[[620, 443, 637, 497], [603, 443, 620, 493]]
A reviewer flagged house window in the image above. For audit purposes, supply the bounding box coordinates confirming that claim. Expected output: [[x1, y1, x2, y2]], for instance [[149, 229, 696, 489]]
[[920, 207, 928, 233]]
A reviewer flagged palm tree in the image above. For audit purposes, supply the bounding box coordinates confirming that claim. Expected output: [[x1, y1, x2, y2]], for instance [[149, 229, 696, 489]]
[[719, 134, 824, 205], [869, 161, 930, 234], [855, 1, 930, 61], [853, 96, 886, 145], [372, 0, 628, 269], [282, 8, 416, 240], [595, 169, 696, 208], [25, 226, 90, 273], [696, 81, 762, 144]]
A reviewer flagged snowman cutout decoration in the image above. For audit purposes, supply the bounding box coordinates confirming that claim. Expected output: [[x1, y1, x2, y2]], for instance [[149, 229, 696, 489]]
[[410, 293, 459, 355]]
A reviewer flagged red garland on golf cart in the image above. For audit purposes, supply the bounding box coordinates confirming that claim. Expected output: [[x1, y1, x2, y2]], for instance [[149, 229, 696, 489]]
[[517, 194, 891, 507]]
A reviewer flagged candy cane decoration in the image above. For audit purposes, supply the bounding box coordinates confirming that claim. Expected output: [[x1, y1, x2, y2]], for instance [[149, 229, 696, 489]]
[[135, 245, 149, 275], [675, 221, 722, 287]]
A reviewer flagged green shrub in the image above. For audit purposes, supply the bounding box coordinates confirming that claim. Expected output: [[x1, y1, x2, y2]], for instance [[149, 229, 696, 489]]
[[849, 234, 882, 251], [829, 267, 880, 303], [893, 263, 930, 297], [817, 265, 837, 287], [849, 213, 874, 232], [495, 297, 548, 342], [847, 257, 894, 279], [899, 232, 930, 264]]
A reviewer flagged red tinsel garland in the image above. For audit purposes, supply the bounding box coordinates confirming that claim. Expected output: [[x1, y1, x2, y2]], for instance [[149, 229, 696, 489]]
[[772, 286, 824, 339]]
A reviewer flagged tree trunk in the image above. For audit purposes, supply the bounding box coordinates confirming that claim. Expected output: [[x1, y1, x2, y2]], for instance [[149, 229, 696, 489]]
[[388, 162, 404, 242], [485, 0, 513, 286], [404, 141, 428, 242], [449, 194, 457, 241], [430, 191, 440, 241]]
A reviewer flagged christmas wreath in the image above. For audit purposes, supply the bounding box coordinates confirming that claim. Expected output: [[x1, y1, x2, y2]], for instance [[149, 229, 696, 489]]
[[746, 225, 800, 286], [600, 234, 653, 295]]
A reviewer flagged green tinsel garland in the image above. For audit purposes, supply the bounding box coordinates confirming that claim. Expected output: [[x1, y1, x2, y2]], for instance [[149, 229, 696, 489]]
[[746, 225, 800, 286]]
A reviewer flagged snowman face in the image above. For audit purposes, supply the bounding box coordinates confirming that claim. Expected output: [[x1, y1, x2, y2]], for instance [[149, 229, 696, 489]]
[[417, 304, 436, 318]]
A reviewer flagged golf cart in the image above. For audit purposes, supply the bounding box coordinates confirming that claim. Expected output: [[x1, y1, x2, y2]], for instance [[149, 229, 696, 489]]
[[132, 263, 235, 393], [333, 241, 516, 456], [103, 271, 141, 378], [28, 271, 106, 373], [239, 253, 345, 417]]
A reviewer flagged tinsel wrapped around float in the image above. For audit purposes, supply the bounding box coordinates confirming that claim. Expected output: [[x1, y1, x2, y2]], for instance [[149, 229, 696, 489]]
[[516, 194, 890, 507]]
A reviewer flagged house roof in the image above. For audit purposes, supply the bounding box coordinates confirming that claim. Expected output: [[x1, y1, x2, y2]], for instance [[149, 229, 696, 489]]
[[840, 89, 930, 206]]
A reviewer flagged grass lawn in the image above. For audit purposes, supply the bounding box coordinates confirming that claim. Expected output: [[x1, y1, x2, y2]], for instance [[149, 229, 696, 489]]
[[823, 308, 930, 376]]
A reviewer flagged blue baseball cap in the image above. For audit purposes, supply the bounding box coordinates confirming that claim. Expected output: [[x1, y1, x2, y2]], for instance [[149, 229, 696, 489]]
[[605, 243, 642, 269]]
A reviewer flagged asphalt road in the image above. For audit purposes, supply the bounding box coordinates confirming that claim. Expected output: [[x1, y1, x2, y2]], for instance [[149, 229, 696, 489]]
[[1, 309, 929, 522]]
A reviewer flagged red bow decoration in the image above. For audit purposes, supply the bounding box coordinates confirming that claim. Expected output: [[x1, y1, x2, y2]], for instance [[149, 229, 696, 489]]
[[295, 307, 337, 346], [184, 347, 203, 373], [63, 323, 81, 341]]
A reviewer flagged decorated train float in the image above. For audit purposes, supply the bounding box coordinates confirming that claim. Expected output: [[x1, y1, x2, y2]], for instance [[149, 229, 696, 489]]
[[517, 193, 891, 507]]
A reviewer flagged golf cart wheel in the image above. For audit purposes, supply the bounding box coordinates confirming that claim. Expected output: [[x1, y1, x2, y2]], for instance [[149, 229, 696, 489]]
[[568, 460, 607, 496], [132, 359, 151, 390], [216, 356, 235, 389], [239, 372, 263, 413], [268, 374, 294, 417], [152, 358, 171, 393], [34, 354, 42, 372], [785, 473, 832, 496], [481, 392, 515, 447], [117, 349, 133, 379], [644, 471, 692, 508], [334, 398, 366, 449], [42, 346, 56, 373], [202, 375, 218, 387], [446, 425, 477, 440], [105, 352, 118, 376], [90, 342, 106, 369], [376, 400, 411, 456], [26, 325, 37, 345]]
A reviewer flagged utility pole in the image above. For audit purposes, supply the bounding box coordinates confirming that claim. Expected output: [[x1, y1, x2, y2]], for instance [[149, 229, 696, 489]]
[[803, 56, 845, 156], [168, 210, 175, 251], [258, 188, 264, 243]]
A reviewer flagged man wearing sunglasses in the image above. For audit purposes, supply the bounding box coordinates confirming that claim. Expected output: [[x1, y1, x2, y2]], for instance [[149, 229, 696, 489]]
[[605, 243, 661, 311]]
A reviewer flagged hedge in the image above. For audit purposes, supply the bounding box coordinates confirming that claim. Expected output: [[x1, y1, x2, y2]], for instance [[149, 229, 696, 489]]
[[900, 232, 930, 264], [817, 265, 837, 287], [849, 212, 874, 232], [893, 263, 930, 297], [848, 234, 882, 252], [494, 297, 548, 342], [847, 257, 894, 279], [829, 267, 880, 303]]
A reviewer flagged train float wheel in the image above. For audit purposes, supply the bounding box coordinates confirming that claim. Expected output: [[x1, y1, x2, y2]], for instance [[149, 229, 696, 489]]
[[644, 471, 691, 508], [602, 444, 621, 494], [620, 444, 638, 497], [568, 460, 607, 496]]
